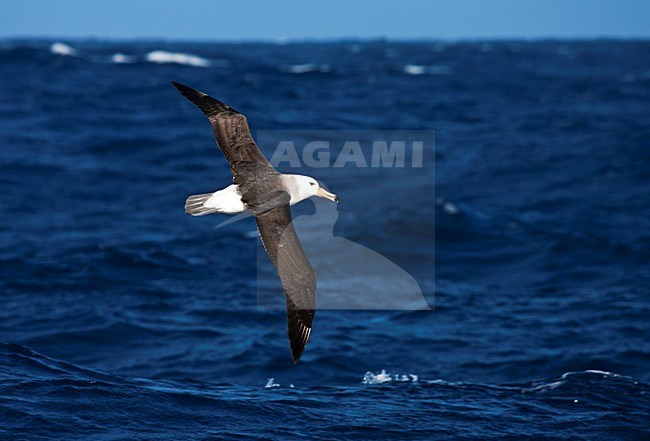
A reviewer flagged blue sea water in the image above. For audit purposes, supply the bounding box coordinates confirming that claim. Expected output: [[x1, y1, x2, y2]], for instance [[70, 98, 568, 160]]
[[1, 39, 649, 440]]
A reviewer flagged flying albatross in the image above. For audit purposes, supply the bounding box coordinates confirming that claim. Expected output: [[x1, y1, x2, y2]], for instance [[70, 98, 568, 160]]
[[172, 82, 339, 364]]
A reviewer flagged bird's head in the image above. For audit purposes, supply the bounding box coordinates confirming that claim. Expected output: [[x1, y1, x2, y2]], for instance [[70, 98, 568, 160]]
[[292, 175, 339, 204]]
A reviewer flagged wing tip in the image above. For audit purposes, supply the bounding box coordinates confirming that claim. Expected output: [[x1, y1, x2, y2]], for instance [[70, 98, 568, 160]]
[[290, 325, 312, 364], [171, 81, 238, 115], [171, 81, 205, 99], [170, 80, 186, 91]]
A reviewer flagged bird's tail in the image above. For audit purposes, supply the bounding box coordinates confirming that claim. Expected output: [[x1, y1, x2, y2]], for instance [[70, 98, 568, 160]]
[[185, 193, 220, 216]]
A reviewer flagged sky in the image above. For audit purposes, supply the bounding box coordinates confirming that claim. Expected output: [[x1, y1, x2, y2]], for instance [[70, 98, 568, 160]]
[[2, 0, 649, 41]]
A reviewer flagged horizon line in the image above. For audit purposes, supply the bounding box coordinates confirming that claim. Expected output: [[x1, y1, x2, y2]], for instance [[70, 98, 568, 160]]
[[3, 34, 650, 45]]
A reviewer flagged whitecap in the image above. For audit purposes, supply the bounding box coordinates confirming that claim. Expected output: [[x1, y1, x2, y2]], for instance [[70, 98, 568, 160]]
[[362, 369, 418, 385], [403, 64, 451, 75], [576, 369, 621, 378], [50, 42, 77, 57], [283, 63, 330, 74], [404, 64, 425, 75], [111, 53, 136, 64], [529, 370, 623, 392], [264, 378, 280, 388], [443, 202, 459, 215], [145, 50, 211, 67]]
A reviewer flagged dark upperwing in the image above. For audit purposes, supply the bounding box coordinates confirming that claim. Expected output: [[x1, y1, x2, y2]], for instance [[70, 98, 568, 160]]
[[171, 81, 275, 186], [173, 82, 316, 363]]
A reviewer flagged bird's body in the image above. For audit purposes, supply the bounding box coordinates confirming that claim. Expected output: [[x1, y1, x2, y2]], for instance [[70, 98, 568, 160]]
[[185, 175, 331, 216], [185, 184, 245, 215], [172, 82, 338, 364]]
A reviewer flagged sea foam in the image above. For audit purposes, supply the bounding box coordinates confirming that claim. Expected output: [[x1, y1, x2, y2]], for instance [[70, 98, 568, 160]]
[[403, 64, 451, 75], [283, 63, 330, 74], [110, 53, 136, 64], [145, 50, 211, 67], [362, 370, 419, 385], [50, 42, 77, 56]]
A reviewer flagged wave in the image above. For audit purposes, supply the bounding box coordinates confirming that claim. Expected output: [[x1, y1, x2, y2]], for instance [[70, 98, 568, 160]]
[[5, 43, 218, 68], [50, 42, 77, 57], [282, 63, 331, 74], [5, 343, 643, 393], [3, 344, 647, 439], [264, 378, 281, 388], [403, 64, 451, 75], [0, 342, 123, 384], [360, 368, 644, 392], [363, 369, 419, 384], [144, 50, 211, 67], [526, 370, 626, 392], [110, 53, 136, 64]]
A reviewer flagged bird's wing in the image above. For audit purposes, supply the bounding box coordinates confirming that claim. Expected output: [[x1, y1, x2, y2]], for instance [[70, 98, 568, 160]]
[[255, 200, 316, 364], [172, 82, 275, 184]]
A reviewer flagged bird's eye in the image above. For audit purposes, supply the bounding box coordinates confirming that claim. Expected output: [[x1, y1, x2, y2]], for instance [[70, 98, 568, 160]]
[[310, 182, 316, 186]]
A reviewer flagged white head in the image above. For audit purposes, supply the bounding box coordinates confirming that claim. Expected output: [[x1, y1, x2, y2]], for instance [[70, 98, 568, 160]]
[[285, 174, 339, 205]]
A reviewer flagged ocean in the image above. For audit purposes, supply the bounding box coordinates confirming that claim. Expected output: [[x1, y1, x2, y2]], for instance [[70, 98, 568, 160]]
[[0, 39, 649, 440]]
